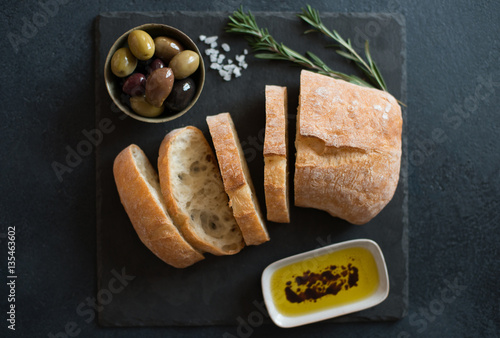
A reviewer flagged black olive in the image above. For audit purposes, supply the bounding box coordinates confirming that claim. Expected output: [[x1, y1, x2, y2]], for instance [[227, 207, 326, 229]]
[[164, 77, 196, 112]]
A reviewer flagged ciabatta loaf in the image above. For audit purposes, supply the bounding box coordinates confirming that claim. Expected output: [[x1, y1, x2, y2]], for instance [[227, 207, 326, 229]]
[[113, 144, 204, 268], [158, 126, 245, 255], [206, 113, 270, 245], [263, 85, 290, 223], [295, 70, 402, 225]]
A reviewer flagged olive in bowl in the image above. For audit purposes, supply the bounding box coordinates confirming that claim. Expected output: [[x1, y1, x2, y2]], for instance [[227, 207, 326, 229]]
[[104, 23, 205, 123]]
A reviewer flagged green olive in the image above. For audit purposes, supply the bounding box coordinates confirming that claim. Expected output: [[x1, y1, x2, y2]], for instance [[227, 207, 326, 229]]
[[169, 50, 200, 80], [110, 47, 137, 77], [128, 30, 155, 61], [130, 95, 164, 117], [154, 36, 184, 63], [145, 67, 175, 108]]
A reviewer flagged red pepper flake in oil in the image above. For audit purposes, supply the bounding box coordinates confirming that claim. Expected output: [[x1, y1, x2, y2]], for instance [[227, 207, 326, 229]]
[[284, 262, 359, 303]]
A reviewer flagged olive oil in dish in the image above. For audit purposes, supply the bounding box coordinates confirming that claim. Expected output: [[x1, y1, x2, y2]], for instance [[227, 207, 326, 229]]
[[270, 247, 380, 317]]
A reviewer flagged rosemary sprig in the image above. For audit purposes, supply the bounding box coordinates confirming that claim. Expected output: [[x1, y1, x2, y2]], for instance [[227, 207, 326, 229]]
[[298, 5, 388, 92], [226, 7, 373, 88]]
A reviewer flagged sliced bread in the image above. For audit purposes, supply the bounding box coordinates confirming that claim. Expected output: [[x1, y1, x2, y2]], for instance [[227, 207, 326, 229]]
[[263, 85, 290, 223], [206, 113, 270, 246], [158, 126, 245, 255], [113, 144, 204, 268]]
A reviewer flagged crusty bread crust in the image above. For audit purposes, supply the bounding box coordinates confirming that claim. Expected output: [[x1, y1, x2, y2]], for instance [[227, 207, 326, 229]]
[[158, 126, 244, 256], [207, 113, 270, 245], [113, 144, 204, 268], [264, 85, 290, 223], [295, 71, 402, 225], [263, 86, 288, 157]]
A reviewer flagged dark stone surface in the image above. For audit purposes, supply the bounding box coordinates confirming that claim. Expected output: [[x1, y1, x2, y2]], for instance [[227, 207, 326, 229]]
[[95, 11, 407, 326], [0, 1, 499, 337]]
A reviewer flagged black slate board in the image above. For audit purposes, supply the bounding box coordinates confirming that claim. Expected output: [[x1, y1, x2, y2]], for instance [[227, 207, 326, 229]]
[[95, 11, 407, 326]]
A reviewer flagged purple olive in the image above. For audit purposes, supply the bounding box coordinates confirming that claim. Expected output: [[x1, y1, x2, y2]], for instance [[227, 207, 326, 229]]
[[148, 58, 165, 75], [122, 73, 146, 96]]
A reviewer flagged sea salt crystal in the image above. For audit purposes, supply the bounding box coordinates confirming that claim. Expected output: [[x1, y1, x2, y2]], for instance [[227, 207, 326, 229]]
[[204, 36, 218, 44], [385, 103, 392, 112], [236, 55, 248, 69], [373, 105, 382, 111], [210, 63, 222, 70], [200, 38, 249, 81], [235, 54, 245, 63], [382, 113, 389, 120], [205, 48, 218, 56]]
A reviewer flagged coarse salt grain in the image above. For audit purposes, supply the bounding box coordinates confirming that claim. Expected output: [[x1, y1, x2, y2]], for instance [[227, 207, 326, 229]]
[[210, 63, 222, 70], [205, 48, 218, 56], [204, 36, 218, 44], [200, 35, 249, 81]]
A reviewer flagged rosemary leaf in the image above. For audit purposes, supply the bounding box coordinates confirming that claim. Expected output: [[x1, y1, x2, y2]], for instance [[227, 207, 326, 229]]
[[364, 41, 373, 68], [254, 53, 286, 60], [226, 6, 398, 99], [298, 5, 389, 93], [336, 50, 360, 62]]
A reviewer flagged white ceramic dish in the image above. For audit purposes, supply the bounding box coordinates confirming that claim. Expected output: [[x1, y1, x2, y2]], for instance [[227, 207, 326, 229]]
[[261, 239, 389, 328]]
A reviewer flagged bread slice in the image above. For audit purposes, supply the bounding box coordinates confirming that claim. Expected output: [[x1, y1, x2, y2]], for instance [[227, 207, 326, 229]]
[[263, 85, 290, 223], [158, 126, 245, 255], [113, 144, 204, 268], [206, 113, 270, 245], [295, 70, 402, 225]]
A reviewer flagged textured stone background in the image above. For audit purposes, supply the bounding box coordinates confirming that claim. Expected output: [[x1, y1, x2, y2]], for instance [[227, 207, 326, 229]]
[[0, 0, 499, 337]]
